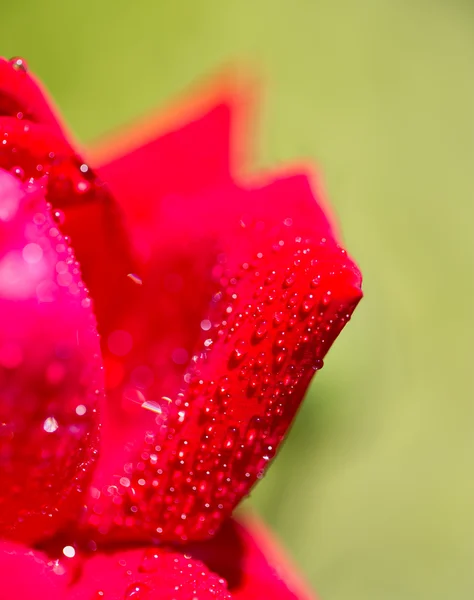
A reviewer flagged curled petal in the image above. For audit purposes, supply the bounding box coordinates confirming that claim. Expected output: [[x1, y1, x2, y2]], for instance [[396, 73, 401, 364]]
[[0, 169, 103, 542], [84, 174, 361, 543]]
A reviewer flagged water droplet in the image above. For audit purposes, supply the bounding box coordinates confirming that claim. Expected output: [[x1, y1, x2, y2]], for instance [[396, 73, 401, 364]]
[[273, 311, 284, 327], [10, 166, 24, 179], [52, 209, 65, 225], [127, 273, 143, 285], [300, 294, 314, 315], [9, 57, 28, 72], [76, 180, 90, 194], [273, 350, 287, 371], [272, 332, 286, 354], [245, 416, 264, 445], [124, 582, 151, 598], [138, 550, 160, 573], [322, 290, 332, 306], [228, 339, 248, 368], [43, 416, 59, 433], [62, 545, 75, 558], [252, 320, 268, 343], [200, 319, 212, 331]]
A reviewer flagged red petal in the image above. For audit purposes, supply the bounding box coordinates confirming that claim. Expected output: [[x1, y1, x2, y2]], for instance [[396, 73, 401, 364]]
[[84, 74, 253, 341], [38, 515, 312, 599], [189, 516, 316, 599], [84, 174, 361, 543], [0, 169, 103, 543], [65, 546, 232, 599], [0, 541, 66, 599], [89, 70, 253, 227], [0, 57, 69, 140]]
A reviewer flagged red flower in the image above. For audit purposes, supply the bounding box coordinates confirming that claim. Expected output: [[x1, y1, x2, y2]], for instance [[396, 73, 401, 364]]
[[0, 56, 362, 598]]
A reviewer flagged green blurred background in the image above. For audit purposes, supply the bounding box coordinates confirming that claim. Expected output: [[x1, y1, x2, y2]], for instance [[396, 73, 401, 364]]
[[2, 0, 473, 598]]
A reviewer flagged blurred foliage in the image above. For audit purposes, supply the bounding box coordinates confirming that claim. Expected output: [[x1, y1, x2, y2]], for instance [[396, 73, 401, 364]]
[[2, 0, 474, 598]]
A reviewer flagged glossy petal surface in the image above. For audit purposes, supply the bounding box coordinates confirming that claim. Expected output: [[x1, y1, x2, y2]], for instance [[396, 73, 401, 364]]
[[85, 172, 361, 542], [0, 169, 102, 542], [66, 547, 233, 599]]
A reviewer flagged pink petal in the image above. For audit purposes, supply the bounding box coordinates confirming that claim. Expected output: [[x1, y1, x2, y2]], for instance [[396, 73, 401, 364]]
[[0, 169, 103, 543], [0, 57, 137, 343], [0, 541, 66, 599]]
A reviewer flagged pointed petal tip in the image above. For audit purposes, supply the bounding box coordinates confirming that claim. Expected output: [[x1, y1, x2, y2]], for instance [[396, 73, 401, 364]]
[[87, 65, 259, 175], [0, 56, 70, 141]]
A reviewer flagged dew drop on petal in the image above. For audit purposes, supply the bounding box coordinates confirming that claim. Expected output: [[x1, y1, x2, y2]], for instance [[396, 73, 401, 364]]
[[9, 57, 28, 72], [127, 273, 143, 285], [124, 582, 151, 599], [62, 545, 75, 558], [200, 319, 212, 331], [10, 166, 24, 179], [43, 416, 59, 433], [52, 210, 65, 225]]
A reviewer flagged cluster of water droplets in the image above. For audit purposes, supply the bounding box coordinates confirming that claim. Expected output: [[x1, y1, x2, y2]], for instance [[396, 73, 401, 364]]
[[86, 214, 358, 542]]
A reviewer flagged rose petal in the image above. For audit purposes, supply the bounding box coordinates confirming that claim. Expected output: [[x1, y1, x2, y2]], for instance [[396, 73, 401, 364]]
[[89, 70, 253, 227], [0, 57, 69, 140], [0, 541, 66, 599], [42, 515, 312, 599], [63, 546, 232, 599], [81, 74, 252, 341], [0, 169, 103, 543], [0, 113, 137, 340], [84, 174, 361, 543], [189, 516, 316, 599]]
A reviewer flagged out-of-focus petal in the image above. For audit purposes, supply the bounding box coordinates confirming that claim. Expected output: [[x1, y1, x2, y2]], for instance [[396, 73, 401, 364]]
[[0, 541, 66, 599], [84, 173, 361, 543], [88, 71, 253, 230], [189, 515, 316, 600], [0, 169, 103, 543]]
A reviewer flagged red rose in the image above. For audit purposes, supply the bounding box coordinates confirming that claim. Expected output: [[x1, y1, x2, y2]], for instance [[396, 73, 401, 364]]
[[0, 57, 362, 598]]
